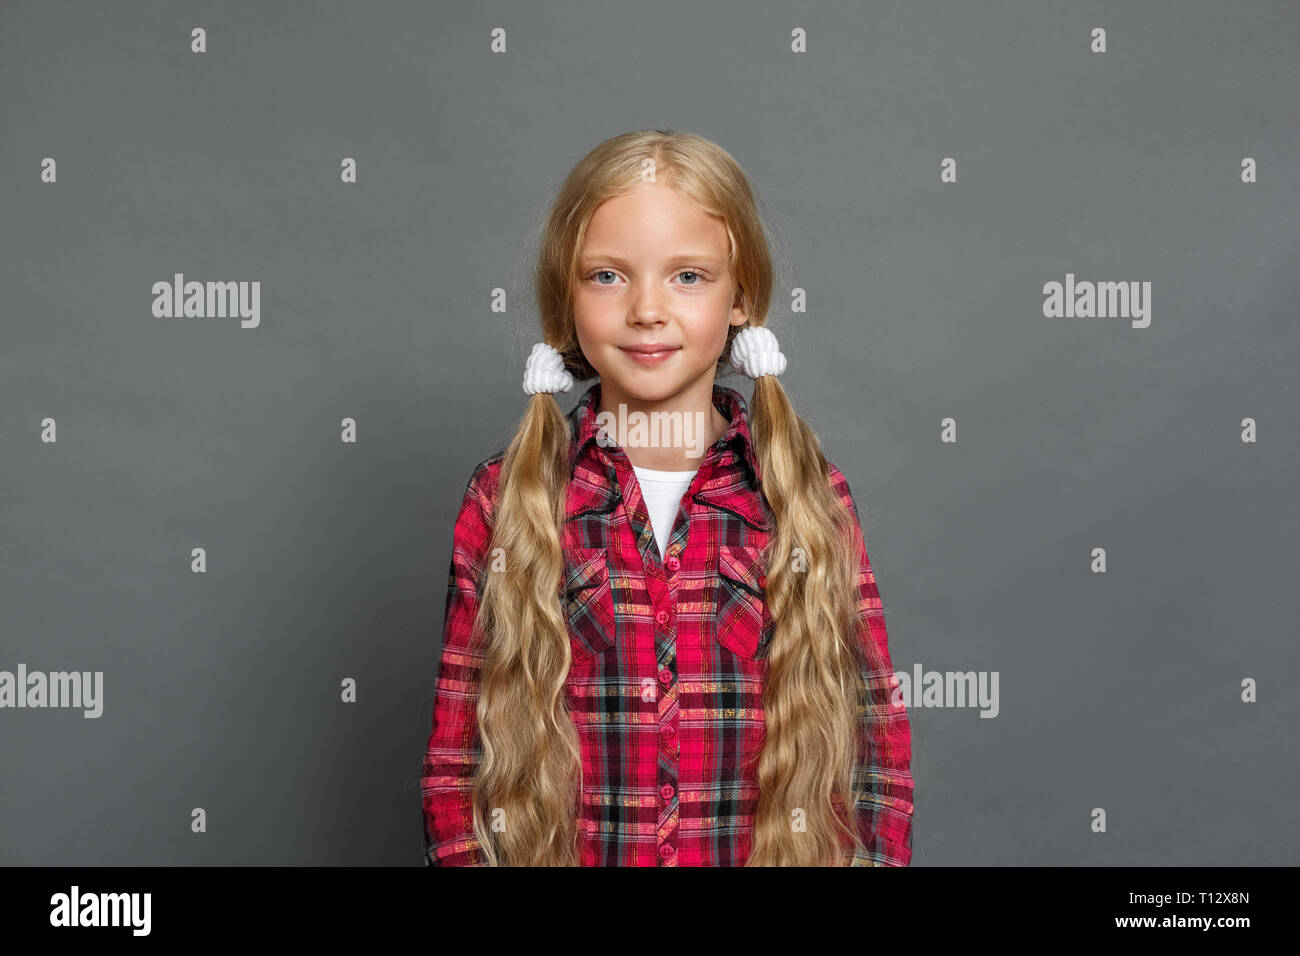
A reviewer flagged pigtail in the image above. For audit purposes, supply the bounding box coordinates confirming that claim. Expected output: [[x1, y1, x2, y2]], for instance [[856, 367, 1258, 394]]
[[745, 373, 887, 866], [469, 389, 584, 866]]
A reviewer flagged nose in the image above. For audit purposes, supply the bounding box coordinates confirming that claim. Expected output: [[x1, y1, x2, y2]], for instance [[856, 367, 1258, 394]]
[[629, 287, 665, 326], [629, 310, 665, 331]]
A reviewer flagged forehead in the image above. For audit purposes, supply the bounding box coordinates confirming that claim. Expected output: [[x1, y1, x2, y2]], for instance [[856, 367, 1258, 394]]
[[582, 183, 728, 259]]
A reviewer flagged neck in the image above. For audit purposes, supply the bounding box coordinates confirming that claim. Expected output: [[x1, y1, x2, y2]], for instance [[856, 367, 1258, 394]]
[[595, 380, 729, 470]]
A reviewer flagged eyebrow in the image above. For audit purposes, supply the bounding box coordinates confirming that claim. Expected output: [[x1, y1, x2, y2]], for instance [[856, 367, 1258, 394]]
[[579, 253, 722, 267]]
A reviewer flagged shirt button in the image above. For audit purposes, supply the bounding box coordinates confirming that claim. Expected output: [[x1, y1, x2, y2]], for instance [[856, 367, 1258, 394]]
[[655, 609, 670, 627], [659, 784, 675, 800], [758, 574, 767, 589], [661, 724, 676, 740], [658, 668, 673, 685], [659, 843, 675, 860], [664, 555, 680, 573]]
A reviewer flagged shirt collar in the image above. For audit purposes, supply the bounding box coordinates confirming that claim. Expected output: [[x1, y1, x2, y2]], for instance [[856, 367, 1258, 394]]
[[565, 379, 763, 491]]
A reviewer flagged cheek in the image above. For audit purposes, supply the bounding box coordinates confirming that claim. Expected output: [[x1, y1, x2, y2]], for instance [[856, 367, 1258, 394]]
[[572, 302, 599, 347], [688, 307, 734, 354], [572, 306, 613, 372]]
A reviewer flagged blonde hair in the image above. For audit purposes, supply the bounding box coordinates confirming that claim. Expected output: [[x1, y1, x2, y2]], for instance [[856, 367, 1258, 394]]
[[470, 129, 888, 865]]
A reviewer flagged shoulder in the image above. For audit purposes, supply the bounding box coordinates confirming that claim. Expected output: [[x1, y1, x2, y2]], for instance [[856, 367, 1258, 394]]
[[447, 452, 506, 572], [823, 459, 860, 520], [457, 451, 506, 524]]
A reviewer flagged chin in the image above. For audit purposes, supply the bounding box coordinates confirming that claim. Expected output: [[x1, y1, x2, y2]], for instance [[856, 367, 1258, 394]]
[[607, 375, 682, 402]]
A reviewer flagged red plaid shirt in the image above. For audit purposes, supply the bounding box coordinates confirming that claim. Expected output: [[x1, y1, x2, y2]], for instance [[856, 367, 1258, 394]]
[[422, 381, 914, 866]]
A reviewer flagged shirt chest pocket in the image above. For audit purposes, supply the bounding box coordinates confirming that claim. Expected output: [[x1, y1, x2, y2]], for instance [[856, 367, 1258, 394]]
[[715, 543, 774, 660], [563, 547, 618, 660]]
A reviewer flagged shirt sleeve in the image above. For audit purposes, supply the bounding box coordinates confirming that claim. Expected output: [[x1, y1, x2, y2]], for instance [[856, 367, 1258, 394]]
[[828, 464, 915, 867], [421, 463, 496, 866]]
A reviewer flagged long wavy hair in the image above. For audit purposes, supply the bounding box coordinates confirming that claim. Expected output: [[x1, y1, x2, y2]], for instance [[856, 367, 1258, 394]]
[[470, 129, 889, 865]]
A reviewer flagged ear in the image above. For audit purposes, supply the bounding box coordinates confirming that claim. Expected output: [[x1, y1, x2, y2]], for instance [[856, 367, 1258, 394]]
[[730, 286, 749, 326]]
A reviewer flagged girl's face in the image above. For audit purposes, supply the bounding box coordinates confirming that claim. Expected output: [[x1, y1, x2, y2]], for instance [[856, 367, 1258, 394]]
[[573, 180, 749, 407]]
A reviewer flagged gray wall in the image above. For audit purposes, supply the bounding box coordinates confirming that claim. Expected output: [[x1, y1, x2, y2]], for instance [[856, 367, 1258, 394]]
[[1, 0, 1295, 864]]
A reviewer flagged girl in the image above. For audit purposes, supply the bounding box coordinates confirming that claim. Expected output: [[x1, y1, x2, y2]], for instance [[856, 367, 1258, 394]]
[[422, 129, 913, 866]]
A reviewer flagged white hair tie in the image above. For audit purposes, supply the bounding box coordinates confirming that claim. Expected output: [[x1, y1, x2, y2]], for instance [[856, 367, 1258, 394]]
[[729, 325, 786, 378], [522, 342, 575, 394]]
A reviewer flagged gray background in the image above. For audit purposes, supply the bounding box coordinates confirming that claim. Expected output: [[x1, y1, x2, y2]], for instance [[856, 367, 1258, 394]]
[[1, 0, 1296, 865]]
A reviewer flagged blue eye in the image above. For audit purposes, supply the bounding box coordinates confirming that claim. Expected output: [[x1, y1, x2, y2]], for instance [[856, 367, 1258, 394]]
[[584, 268, 708, 285]]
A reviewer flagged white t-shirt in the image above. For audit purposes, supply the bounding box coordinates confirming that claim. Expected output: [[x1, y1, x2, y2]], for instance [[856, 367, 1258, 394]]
[[631, 464, 699, 560]]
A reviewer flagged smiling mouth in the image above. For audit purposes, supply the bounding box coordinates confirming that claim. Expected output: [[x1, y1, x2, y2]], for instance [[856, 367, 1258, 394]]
[[619, 345, 681, 354], [619, 347, 680, 365]]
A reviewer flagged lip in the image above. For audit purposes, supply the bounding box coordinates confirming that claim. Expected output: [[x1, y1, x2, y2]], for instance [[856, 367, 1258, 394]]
[[619, 344, 680, 366]]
